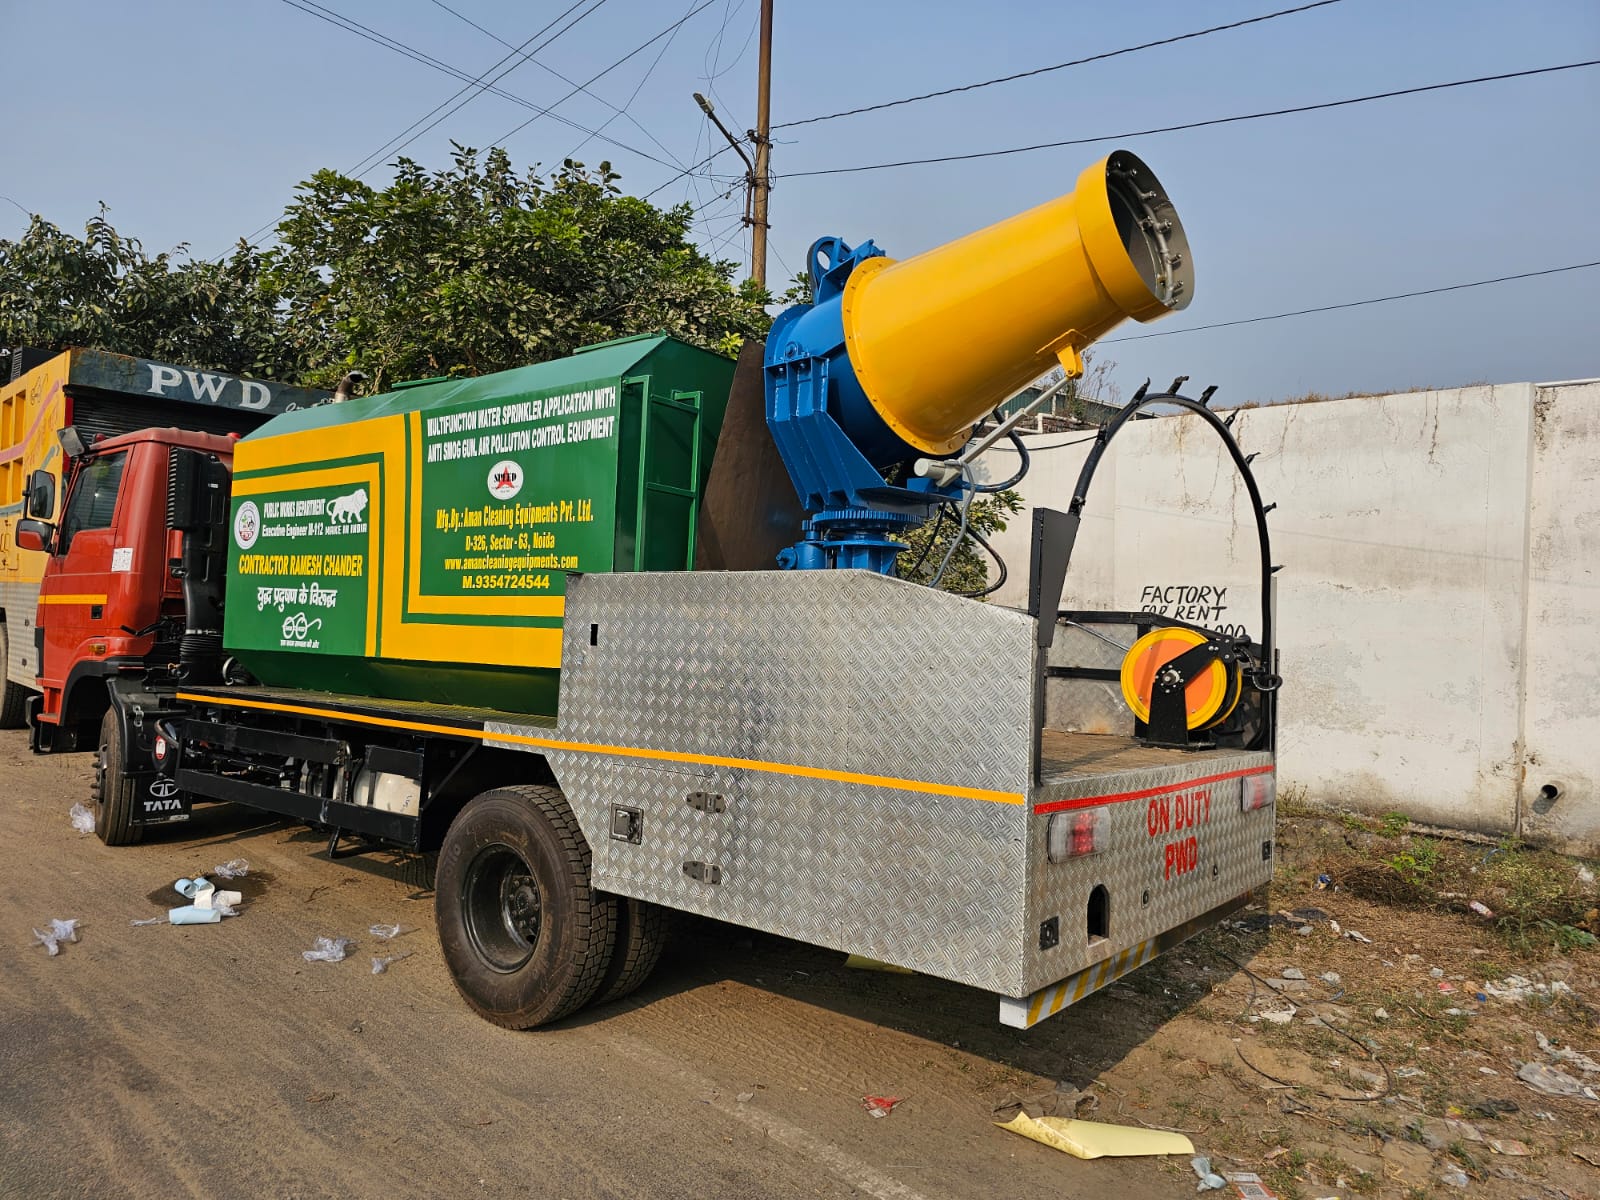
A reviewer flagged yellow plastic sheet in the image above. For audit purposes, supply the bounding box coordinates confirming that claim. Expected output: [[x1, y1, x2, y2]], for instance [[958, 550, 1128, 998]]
[[996, 1113, 1195, 1160], [843, 955, 915, 974]]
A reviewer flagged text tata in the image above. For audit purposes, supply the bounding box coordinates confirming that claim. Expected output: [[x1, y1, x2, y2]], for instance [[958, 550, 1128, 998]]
[[1147, 786, 1212, 880], [146, 364, 276, 409]]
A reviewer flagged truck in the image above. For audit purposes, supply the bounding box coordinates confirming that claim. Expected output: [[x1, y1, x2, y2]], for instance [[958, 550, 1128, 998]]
[[0, 349, 331, 753], [25, 150, 1281, 1030]]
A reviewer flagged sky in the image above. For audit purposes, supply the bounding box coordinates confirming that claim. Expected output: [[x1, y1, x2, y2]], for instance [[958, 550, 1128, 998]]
[[5, 0, 1598, 404]]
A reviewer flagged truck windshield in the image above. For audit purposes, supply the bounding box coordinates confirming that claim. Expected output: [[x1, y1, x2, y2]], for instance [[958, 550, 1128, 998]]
[[59, 452, 127, 554]]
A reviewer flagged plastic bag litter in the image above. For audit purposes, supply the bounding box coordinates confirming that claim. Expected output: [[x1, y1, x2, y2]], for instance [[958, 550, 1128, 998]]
[[861, 1095, 901, 1118], [1517, 1060, 1598, 1100], [130, 916, 167, 927], [213, 858, 249, 879], [1192, 1156, 1227, 1190], [1536, 1031, 1600, 1075], [303, 936, 353, 963], [371, 951, 414, 974], [368, 923, 408, 940], [32, 917, 81, 955], [69, 803, 94, 834]]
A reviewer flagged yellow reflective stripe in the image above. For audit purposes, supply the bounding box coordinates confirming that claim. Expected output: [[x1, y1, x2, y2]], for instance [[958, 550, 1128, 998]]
[[40, 593, 107, 605], [1018, 937, 1161, 1027], [173, 692, 1027, 806]]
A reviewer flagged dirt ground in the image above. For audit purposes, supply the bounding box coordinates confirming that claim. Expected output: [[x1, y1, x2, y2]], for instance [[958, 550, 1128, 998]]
[[2, 731, 1596, 1200]]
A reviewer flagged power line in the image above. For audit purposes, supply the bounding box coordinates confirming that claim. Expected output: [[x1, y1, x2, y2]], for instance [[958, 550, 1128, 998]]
[[561, 0, 698, 163], [1103, 261, 1600, 342], [224, 0, 607, 253], [486, 3, 721, 153], [337, 0, 620, 177], [426, 0, 684, 168], [781, 60, 1600, 177], [778, 0, 1346, 129], [643, 144, 739, 200]]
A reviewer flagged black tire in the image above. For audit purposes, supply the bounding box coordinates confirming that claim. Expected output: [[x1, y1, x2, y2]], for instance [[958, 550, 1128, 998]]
[[0, 625, 29, 729], [592, 897, 669, 1007], [435, 785, 616, 1029], [94, 708, 145, 846]]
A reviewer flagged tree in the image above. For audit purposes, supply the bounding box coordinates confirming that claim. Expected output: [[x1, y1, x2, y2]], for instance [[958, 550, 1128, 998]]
[[0, 208, 298, 377], [265, 146, 772, 390]]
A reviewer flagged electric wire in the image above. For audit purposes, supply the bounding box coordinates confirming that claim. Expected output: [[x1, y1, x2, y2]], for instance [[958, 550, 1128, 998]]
[[777, 0, 1345, 129], [560, 0, 698, 163], [644, 144, 740, 200], [348, 0, 631, 176], [282, 0, 612, 176], [227, 0, 602, 253], [902, 506, 949, 581], [1103, 260, 1600, 342], [779, 60, 1600, 177], [425, 0, 684, 167], [485, 3, 721, 154], [986, 432, 1100, 453]]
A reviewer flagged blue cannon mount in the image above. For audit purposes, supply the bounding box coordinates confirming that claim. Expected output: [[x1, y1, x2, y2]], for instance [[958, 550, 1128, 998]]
[[761, 237, 968, 574]]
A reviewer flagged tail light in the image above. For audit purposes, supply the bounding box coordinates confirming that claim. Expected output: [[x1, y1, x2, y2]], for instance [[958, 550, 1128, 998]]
[[1241, 773, 1275, 812], [1047, 806, 1110, 863]]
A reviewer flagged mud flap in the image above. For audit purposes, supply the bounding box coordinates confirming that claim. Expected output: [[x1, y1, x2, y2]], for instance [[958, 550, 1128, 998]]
[[106, 679, 193, 826]]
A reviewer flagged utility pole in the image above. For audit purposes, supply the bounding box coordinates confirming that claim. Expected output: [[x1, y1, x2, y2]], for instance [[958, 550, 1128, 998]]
[[692, 0, 774, 288], [749, 0, 773, 289]]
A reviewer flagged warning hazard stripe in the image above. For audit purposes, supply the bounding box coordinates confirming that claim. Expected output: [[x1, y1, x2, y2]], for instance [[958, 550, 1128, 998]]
[[999, 940, 1158, 1029], [1032, 764, 1273, 816]]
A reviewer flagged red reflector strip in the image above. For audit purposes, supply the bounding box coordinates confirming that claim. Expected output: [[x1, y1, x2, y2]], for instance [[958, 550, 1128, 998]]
[[1034, 765, 1274, 816]]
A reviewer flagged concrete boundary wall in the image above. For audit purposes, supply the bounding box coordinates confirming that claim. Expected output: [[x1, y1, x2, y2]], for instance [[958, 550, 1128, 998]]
[[975, 381, 1599, 856]]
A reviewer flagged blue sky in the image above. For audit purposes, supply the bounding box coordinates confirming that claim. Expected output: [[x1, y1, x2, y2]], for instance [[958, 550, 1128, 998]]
[[6, 0, 1597, 403]]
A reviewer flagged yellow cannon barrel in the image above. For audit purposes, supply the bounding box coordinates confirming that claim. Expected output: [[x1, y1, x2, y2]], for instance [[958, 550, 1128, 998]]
[[839, 149, 1194, 456]]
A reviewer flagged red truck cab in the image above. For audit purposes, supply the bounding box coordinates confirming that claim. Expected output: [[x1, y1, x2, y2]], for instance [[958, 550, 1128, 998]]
[[23, 429, 238, 749]]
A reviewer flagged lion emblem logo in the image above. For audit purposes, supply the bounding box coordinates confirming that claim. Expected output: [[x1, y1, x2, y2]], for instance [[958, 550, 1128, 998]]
[[327, 487, 368, 525]]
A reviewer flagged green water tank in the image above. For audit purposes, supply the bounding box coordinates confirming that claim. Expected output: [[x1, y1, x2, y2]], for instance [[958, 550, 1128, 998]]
[[221, 334, 734, 715]]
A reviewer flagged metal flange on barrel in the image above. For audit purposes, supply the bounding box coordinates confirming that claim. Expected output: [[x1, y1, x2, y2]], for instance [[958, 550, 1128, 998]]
[[762, 149, 1195, 573]]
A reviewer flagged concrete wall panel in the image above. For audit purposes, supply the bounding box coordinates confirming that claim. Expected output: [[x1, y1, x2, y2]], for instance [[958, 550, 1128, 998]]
[[1520, 382, 1600, 854]]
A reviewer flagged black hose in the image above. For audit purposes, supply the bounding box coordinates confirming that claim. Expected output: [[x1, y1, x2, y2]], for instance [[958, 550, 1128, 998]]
[[973, 427, 1030, 492], [955, 527, 1008, 598], [901, 504, 949, 580]]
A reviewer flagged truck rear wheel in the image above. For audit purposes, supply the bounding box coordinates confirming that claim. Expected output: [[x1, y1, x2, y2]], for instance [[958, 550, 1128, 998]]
[[436, 785, 616, 1029], [0, 626, 28, 729], [94, 708, 145, 846], [593, 898, 669, 1007]]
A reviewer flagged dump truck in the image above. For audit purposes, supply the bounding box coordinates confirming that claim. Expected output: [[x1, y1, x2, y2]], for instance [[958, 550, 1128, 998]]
[[0, 349, 329, 748], [28, 151, 1281, 1029]]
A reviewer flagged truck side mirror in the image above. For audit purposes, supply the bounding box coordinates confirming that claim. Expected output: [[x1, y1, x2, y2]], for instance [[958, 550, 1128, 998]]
[[25, 470, 56, 520], [16, 518, 55, 554]]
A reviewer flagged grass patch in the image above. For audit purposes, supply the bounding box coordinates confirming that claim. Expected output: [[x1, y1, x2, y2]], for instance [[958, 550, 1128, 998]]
[[1319, 832, 1597, 956]]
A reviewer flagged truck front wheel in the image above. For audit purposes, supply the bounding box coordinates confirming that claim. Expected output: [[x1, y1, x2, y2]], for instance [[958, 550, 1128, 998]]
[[0, 625, 28, 729], [94, 708, 145, 846], [436, 785, 617, 1028]]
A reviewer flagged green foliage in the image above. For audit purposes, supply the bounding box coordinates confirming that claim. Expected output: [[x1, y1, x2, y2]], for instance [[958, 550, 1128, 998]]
[[0, 207, 301, 377], [896, 490, 1024, 596], [1379, 811, 1409, 837], [265, 146, 771, 390], [1387, 837, 1440, 886], [1, 147, 770, 392]]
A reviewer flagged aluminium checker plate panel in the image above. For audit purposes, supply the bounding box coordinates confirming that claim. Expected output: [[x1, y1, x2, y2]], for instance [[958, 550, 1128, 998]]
[[485, 569, 1276, 1002], [1023, 748, 1275, 995], [500, 569, 1039, 996]]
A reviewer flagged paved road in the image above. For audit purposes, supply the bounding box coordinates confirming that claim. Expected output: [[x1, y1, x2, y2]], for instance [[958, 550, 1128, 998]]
[[0, 732, 1177, 1199]]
